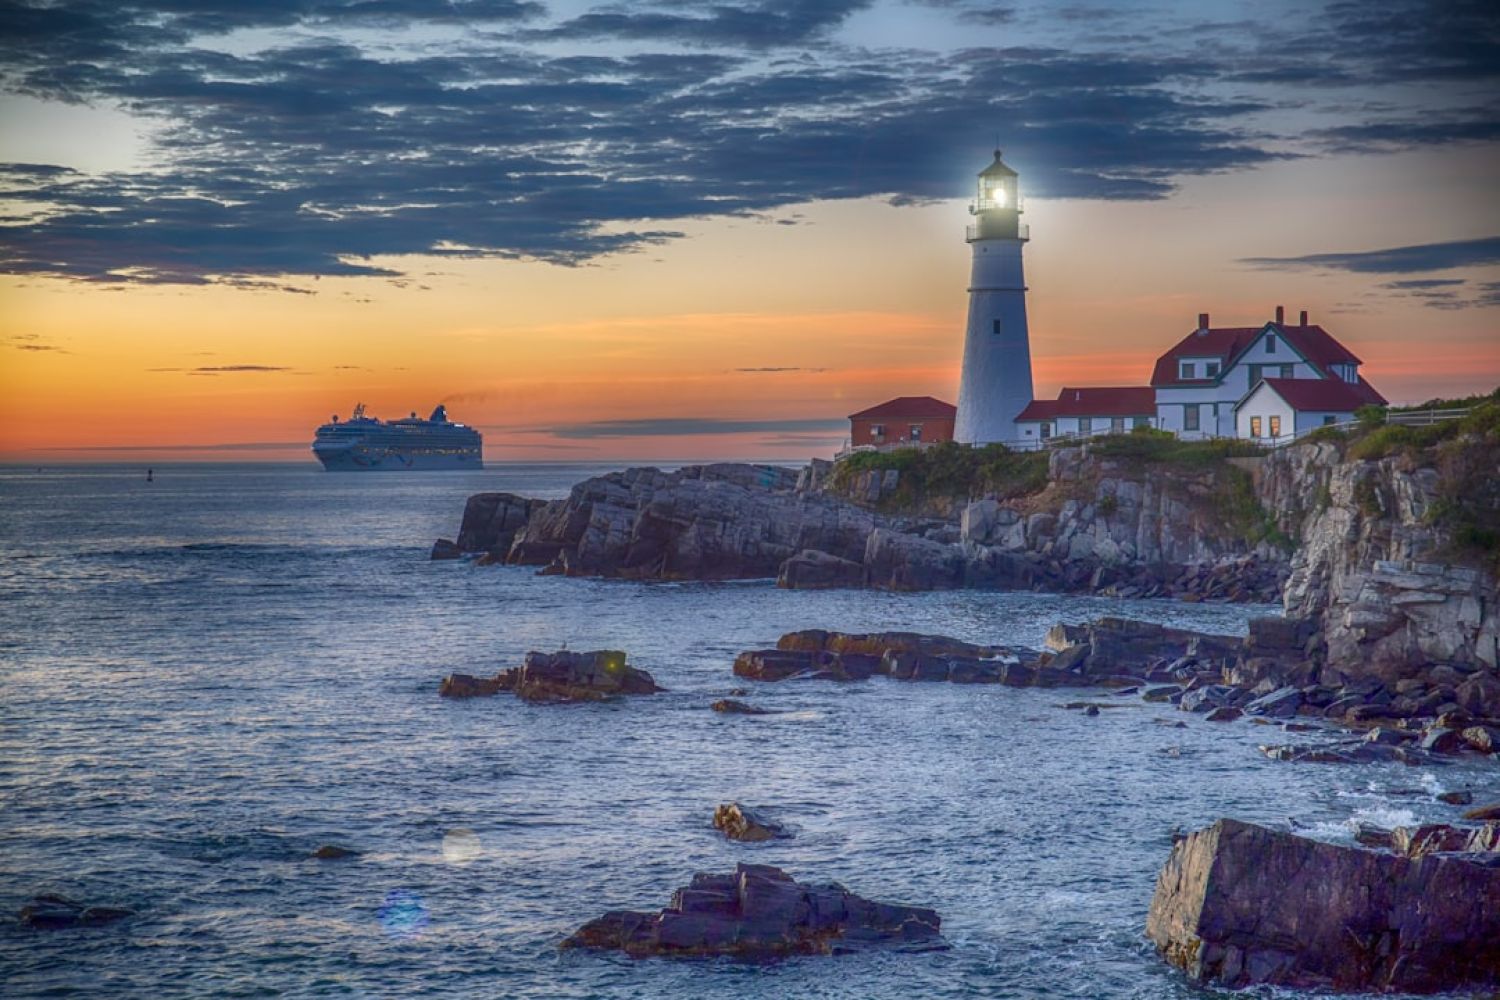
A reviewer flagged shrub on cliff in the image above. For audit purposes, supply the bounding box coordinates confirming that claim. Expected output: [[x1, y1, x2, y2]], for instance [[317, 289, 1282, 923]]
[[832, 442, 1048, 511]]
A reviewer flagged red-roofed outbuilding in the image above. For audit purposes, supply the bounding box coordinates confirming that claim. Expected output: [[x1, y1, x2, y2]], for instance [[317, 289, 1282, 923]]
[[848, 396, 956, 447], [1014, 386, 1156, 443]]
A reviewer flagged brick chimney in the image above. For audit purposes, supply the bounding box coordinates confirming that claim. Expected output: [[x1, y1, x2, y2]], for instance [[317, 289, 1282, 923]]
[[1197, 312, 1209, 331], [1275, 305, 1284, 324], [1299, 309, 1308, 326]]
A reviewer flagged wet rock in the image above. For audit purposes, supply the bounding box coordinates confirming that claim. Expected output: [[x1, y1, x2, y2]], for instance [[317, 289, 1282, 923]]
[[1353, 824, 1393, 849], [777, 549, 866, 590], [735, 631, 1044, 687], [1392, 823, 1473, 858], [19, 895, 133, 930], [862, 528, 964, 591], [1243, 686, 1302, 719], [1437, 790, 1474, 806], [1469, 824, 1500, 853], [312, 844, 359, 860], [1364, 727, 1409, 745], [1179, 685, 1236, 713], [1083, 705, 1100, 717], [1461, 725, 1498, 753], [1142, 685, 1182, 702], [1147, 818, 1500, 992], [430, 538, 461, 560], [1419, 728, 1466, 754], [712, 700, 771, 716], [1205, 706, 1242, 722], [441, 650, 661, 703], [438, 672, 511, 699], [1464, 802, 1500, 822], [713, 803, 788, 842], [560, 863, 944, 959], [1456, 673, 1500, 718]]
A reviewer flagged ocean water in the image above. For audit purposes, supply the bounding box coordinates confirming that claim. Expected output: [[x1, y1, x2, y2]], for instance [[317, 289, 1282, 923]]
[[0, 463, 1490, 999]]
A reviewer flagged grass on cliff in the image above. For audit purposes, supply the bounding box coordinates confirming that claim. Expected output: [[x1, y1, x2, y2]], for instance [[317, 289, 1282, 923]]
[[831, 442, 1050, 510]]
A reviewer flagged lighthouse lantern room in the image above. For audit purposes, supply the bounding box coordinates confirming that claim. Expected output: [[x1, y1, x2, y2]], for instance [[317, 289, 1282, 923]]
[[954, 150, 1035, 444]]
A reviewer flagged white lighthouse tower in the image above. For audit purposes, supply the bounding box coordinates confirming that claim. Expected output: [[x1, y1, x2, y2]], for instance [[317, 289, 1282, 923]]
[[954, 150, 1034, 445]]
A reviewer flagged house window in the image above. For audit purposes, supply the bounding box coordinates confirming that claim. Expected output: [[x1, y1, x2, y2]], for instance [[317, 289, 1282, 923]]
[[1266, 334, 1277, 353], [871, 423, 885, 438], [1250, 416, 1263, 437], [1040, 422, 1052, 439], [1079, 417, 1093, 435], [909, 424, 923, 441], [1280, 364, 1294, 379], [1206, 362, 1220, 378], [1269, 415, 1281, 438], [1248, 364, 1262, 385], [1110, 417, 1125, 433], [1133, 416, 1150, 429], [1179, 361, 1195, 379], [993, 319, 1002, 336], [1323, 415, 1337, 426], [1184, 405, 1200, 431]]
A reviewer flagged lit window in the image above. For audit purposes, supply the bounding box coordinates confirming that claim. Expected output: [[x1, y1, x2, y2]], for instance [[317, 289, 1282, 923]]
[[1269, 415, 1281, 437], [1250, 416, 1262, 437]]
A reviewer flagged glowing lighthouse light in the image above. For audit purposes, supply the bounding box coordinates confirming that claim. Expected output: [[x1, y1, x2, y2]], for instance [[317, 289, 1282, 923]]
[[954, 149, 1035, 445]]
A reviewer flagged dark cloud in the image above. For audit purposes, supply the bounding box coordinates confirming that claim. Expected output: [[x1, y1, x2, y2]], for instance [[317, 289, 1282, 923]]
[[1380, 278, 1468, 289], [1241, 237, 1500, 274], [0, 0, 1495, 287], [553, 417, 848, 438], [191, 364, 292, 372], [733, 366, 829, 373]]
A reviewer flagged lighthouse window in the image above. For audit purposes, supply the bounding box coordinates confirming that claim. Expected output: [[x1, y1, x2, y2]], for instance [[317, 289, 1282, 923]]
[[992, 319, 1002, 336]]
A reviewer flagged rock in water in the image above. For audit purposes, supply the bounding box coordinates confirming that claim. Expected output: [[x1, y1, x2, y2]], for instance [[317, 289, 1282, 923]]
[[711, 700, 771, 716], [713, 803, 788, 842], [19, 895, 133, 930], [1146, 818, 1500, 992], [560, 863, 943, 959], [439, 650, 662, 703], [312, 844, 359, 860]]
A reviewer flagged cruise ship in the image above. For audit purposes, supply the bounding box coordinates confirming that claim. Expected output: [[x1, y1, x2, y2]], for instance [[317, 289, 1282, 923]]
[[311, 403, 483, 471]]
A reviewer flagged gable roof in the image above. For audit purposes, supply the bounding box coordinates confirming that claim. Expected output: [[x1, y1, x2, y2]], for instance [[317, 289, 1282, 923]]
[[848, 395, 956, 421], [1016, 386, 1156, 421], [1241, 376, 1387, 412], [1152, 321, 1364, 388]]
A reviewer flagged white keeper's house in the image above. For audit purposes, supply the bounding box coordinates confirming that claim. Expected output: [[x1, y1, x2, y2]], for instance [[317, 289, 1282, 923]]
[[1150, 306, 1386, 441]]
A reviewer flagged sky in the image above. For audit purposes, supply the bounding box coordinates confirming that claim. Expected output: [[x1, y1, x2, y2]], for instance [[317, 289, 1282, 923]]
[[1, 0, 1497, 462]]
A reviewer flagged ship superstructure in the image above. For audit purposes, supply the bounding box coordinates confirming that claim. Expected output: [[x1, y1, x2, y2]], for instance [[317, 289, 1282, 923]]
[[311, 403, 483, 471]]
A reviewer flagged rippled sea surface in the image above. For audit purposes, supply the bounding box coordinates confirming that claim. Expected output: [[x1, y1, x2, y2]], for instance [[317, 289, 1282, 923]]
[[1, 463, 1490, 998]]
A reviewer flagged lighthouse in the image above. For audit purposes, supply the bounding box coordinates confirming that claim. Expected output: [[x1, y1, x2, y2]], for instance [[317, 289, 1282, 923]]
[[954, 150, 1034, 445]]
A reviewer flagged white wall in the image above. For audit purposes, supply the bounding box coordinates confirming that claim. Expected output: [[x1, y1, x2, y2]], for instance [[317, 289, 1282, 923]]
[[1235, 383, 1297, 442], [955, 238, 1033, 444], [1157, 325, 1324, 438]]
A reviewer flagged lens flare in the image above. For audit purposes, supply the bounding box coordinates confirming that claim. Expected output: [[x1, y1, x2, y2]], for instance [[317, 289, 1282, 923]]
[[441, 827, 483, 864], [379, 889, 428, 939]]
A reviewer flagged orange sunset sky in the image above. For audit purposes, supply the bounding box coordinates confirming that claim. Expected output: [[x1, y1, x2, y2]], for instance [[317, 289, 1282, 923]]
[[2, 1, 1498, 462]]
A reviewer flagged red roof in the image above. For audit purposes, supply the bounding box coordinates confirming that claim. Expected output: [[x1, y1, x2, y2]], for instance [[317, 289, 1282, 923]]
[[848, 395, 956, 421], [1245, 376, 1387, 412], [1016, 386, 1156, 421], [1151, 321, 1364, 388]]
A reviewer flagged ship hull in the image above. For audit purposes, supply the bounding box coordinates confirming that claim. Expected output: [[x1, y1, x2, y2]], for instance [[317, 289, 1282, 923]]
[[314, 447, 482, 471]]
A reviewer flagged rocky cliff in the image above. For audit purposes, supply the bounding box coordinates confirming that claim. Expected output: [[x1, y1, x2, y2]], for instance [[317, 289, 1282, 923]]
[[1258, 421, 1500, 682]]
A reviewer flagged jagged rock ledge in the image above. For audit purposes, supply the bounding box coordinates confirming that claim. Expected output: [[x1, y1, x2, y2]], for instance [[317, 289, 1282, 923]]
[[732, 630, 1067, 686], [431, 460, 1285, 601], [1147, 818, 1500, 992], [440, 649, 662, 703], [560, 863, 943, 959]]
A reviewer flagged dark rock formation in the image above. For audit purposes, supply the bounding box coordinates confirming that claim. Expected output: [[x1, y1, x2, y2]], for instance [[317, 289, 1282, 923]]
[[439, 650, 662, 703], [777, 549, 866, 589], [1147, 818, 1500, 992], [430, 538, 461, 560], [312, 844, 359, 860], [1438, 790, 1474, 805], [19, 895, 133, 930], [1466, 802, 1500, 822], [457, 492, 548, 557], [711, 699, 771, 715], [734, 630, 1054, 687], [713, 803, 788, 842], [560, 863, 943, 959]]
